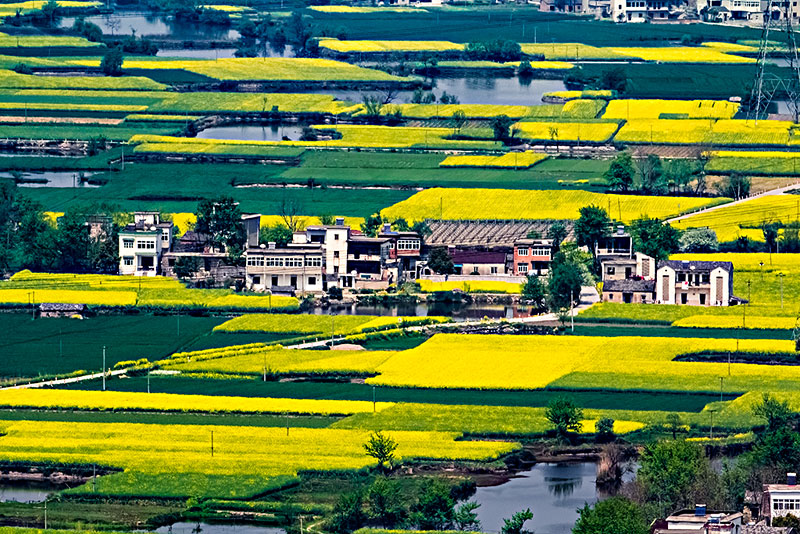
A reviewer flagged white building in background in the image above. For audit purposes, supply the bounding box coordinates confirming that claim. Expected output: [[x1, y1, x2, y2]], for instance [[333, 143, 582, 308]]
[[696, 0, 762, 21], [118, 211, 173, 276], [611, 0, 671, 21], [293, 218, 351, 288]]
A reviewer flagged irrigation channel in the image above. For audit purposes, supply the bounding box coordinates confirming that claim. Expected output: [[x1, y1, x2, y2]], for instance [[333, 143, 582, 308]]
[[0, 171, 99, 188]]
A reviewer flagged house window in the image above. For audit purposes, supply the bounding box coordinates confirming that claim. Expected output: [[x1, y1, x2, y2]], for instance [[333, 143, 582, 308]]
[[518, 247, 529, 256], [471, 267, 479, 275], [123, 257, 133, 266], [490, 266, 498, 274], [247, 256, 265, 267], [308, 276, 317, 285], [397, 239, 420, 250], [305, 257, 322, 267], [677, 273, 686, 282], [162, 231, 170, 241], [640, 295, 647, 302], [285, 257, 303, 267], [607, 267, 616, 275], [532, 247, 550, 256], [334, 251, 340, 258], [608, 293, 613, 300], [137, 240, 156, 250], [252, 275, 261, 285], [517, 263, 528, 273], [123, 239, 134, 249], [701, 273, 710, 284]]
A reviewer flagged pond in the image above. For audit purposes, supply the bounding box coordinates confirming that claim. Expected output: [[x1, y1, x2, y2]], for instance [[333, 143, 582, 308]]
[[308, 77, 567, 107], [154, 523, 285, 534], [472, 462, 634, 534], [60, 13, 239, 41], [0, 482, 53, 503], [157, 45, 296, 59], [196, 124, 305, 142], [0, 170, 99, 188], [312, 301, 536, 322]]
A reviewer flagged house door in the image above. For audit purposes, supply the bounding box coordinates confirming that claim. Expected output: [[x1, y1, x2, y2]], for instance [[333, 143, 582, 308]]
[[290, 276, 298, 288], [623, 292, 633, 303], [625, 267, 632, 278], [271, 276, 278, 287]]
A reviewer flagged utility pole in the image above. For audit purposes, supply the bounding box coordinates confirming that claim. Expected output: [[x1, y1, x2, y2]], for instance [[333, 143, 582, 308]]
[[330, 312, 335, 347], [780, 272, 785, 308], [570, 290, 574, 332], [211, 430, 214, 457], [102, 346, 106, 391], [263, 353, 267, 382], [177, 309, 180, 337], [719, 376, 724, 402], [372, 386, 376, 414], [147, 369, 151, 394], [709, 409, 715, 440], [286, 412, 290, 436]]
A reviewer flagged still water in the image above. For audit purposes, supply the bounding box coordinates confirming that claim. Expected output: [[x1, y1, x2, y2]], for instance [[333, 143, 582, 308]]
[[0, 484, 51, 503], [197, 124, 305, 142], [473, 462, 629, 534], [155, 523, 284, 534], [60, 13, 239, 40], [310, 77, 567, 106], [157, 45, 296, 59], [1, 170, 98, 188]]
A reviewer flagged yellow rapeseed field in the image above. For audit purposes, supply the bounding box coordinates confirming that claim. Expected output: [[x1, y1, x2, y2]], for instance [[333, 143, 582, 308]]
[[614, 119, 793, 146], [380, 188, 725, 223], [438, 151, 547, 169], [0, 288, 137, 306], [602, 99, 739, 120], [310, 6, 428, 12], [512, 121, 619, 143], [673, 315, 797, 330], [0, 389, 392, 415]]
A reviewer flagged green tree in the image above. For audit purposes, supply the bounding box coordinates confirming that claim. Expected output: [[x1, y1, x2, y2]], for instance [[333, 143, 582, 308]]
[[361, 213, 383, 237], [491, 115, 514, 142], [638, 154, 666, 194], [412, 220, 432, 237], [574, 205, 611, 257], [521, 275, 546, 311], [500, 509, 533, 534], [717, 172, 751, 199], [428, 247, 455, 275], [517, 60, 534, 77], [367, 476, 406, 528], [604, 152, 635, 192], [392, 218, 410, 232], [547, 258, 583, 311], [451, 110, 467, 134], [596, 418, 615, 443], [762, 221, 780, 253], [598, 67, 628, 92], [753, 392, 794, 433], [361, 94, 383, 118], [100, 46, 124, 76], [409, 478, 456, 531], [637, 440, 711, 516], [55, 208, 90, 273], [629, 217, 681, 262], [11, 196, 57, 271], [259, 224, 293, 247], [679, 227, 718, 253], [573, 497, 648, 534], [547, 221, 568, 251], [195, 196, 245, 258], [545, 396, 583, 440], [319, 214, 335, 225], [40, 0, 59, 26], [364, 431, 398, 472], [328, 491, 366, 534], [665, 413, 684, 440], [454, 502, 481, 531], [173, 256, 200, 280]]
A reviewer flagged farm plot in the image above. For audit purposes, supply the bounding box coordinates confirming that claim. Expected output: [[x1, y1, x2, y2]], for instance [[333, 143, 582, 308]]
[[0, 389, 391, 416], [602, 99, 739, 120], [214, 314, 445, 336], [512, 120, 619, 143], [0, 419, 517, 498], [672, 195, 800, 242], [0, 71, 166, 90], [706, 150, 800, 175], [614, 119, 794, 146], [2, 271, 299, 311], [380, 188, 726, 223], [438, 151, 547, 169], [365, 333, 798, 393]]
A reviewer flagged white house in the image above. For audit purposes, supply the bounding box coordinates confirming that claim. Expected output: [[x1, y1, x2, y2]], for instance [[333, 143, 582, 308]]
[[118, 211, 173, 276], [293, 218, 351, 288], [762, 474, 800, 524], [611, 0, 671, 21], [655, 260, 733, 306]]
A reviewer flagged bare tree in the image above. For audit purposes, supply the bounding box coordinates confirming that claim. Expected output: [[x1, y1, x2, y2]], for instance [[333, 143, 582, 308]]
[[279, 196, 303, 232], [105, 15, 121, 36], [380, 88, 399, 105]]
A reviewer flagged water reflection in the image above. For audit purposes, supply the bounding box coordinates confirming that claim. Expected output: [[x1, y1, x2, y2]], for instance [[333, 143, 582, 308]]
[[155, 522, 285, 534], [1, 170, 98, 188], [311, 301, 535, 322], [0, 483, 52, 503], [196, 124, 305, 142], [546, 473, 582, 498], [60, 13, 239, 40]]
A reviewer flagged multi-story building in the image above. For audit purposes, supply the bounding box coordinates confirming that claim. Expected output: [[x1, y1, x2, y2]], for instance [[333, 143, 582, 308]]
[[601, 252, 655, 282], [762, 474, 800, 524], [245, 242, 325, 294], [348, 234, 391, 283], [697, 0, 762, 20], [654, 505, 743, 534], [611, 0, 671, 22], [118, 211, 173, 276], [293, 218, 351, 288], [512, 238, 554, 276], [378, 223, 423, 282], [655, 259, 734, 306]]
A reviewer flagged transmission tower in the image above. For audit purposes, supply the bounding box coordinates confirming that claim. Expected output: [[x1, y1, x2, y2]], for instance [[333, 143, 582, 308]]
[[750, 0, 800, 123]]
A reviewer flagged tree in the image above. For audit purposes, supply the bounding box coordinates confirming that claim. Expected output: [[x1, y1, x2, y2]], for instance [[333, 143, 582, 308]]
[[638, 154, 666, 194], [278, 196, 303, 232], [545, 396, 583, 440], [548, 258, 583, 311], [517, 60, 534, 77], [636, 440, 708, 516], [596, 418, 615, 443], [717, 172, 751, 200], [409, 478, 456, 531], [521, 275, 546, 311], [259, 224, 292, 247], [412, 220, 432, 237], [665, 413, 684, 440], [361, 213, 383, 237], [364, 431, 398, 472], [55, 208, 90, 273], [573, 497, 648, 534], [361, 94, 383, 118], [100, 46, 124, 76], [753, 392, 794, 433], [40, 0, 59, 26], [454, 502, 481, 531], [367, 477, 406, 528], [604, 153, 635, 192], [574, 205, 611, 257], [491, 115, 514, 142], [392, 218, 410, 232], [428, 247, 455, 275], [451, 110, 467, 134], [195, 196, 245, 257], [629, 217, 681, 262], [319, 214, 335, 225], [599, 67, 628, 92], [328, 491, 366, 534], [173, 256, 200, 280], [762, 221, 780, 253], [500, 509, 533, 534], [547, 221, 568, 251], [679, 228, 718, 253]]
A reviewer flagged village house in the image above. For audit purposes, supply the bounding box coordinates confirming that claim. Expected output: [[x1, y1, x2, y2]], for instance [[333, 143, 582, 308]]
[[762, 474, 800, 525], [161, 229, 243, 283], [348, 233, 392, 285], [603, 278, 656, 304], [513, 238, 554, 276], [450, 249, 508, 276], [292, 218, 351, 288], [596, 225, 633, 259], [656, 259, 734, 306], [601, 252, 656, 282], [378, 223, 423, 282], [654, 505, 743, 534], [245, 242, 325, 294], [118, 211, 174, 276]]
